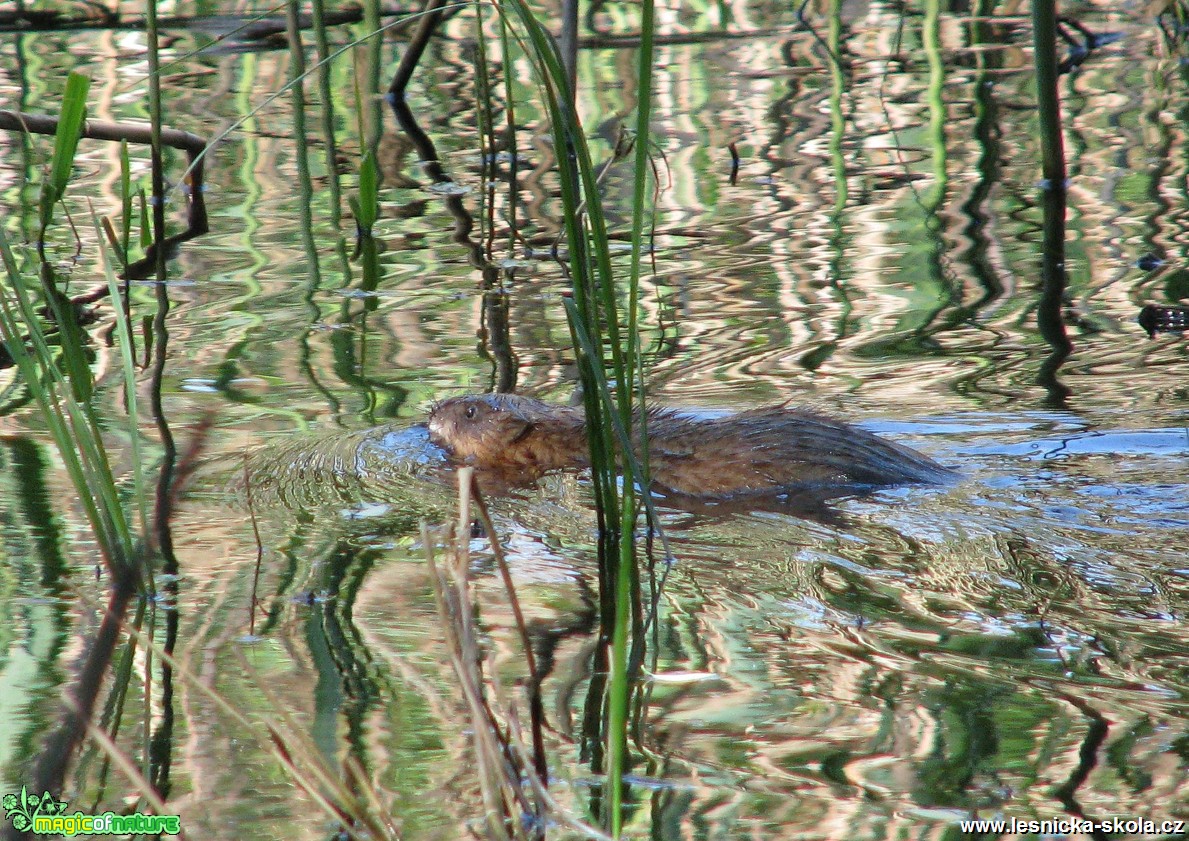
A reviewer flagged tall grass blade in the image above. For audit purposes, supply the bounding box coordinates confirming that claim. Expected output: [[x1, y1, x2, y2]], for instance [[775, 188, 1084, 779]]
[[95, 212, 149, 535], [28, 75, 96, 405], [138, 188, 151, 250], [308, 0, 344, 228], [607, 2, 656, 830], [497, 12, 521, 248], [38, 71, 90, 235], [350, 150, 379, 234], [119, 140, 133, 267]]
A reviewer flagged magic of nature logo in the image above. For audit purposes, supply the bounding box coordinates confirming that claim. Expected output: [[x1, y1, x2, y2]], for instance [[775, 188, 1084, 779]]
[[2, 787, 181, 836]]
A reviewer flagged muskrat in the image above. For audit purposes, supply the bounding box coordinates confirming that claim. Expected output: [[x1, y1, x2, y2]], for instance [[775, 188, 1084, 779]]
[[427, 393, 953, 497]]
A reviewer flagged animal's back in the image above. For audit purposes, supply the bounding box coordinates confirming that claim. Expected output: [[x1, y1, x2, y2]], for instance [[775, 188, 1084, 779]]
[[639, 405, 952, 496]]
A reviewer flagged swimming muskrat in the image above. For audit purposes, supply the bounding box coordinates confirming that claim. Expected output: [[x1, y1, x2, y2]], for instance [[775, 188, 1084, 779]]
[[427, 393, 954, 497]]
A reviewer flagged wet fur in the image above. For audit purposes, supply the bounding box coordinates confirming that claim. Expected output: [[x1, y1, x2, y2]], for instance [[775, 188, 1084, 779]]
[[427, 393, 953, 497]]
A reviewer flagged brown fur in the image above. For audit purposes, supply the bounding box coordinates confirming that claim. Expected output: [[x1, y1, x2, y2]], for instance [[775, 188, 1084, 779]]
[[427, 393, 953, 497]]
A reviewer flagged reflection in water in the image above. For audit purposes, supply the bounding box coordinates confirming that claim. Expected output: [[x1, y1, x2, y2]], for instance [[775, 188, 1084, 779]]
[[1, 0, 1188, 837], [1032, 0, 1074, 410]]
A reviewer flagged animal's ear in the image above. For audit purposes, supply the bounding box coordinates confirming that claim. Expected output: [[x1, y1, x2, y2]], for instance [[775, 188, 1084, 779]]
[[503, 401, 537, 426], [492, 396, 536, 442], [507, 417, 536, 444]]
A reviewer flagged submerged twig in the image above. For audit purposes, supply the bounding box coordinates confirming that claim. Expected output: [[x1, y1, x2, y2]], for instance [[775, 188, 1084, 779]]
[[467, 473, 549, 785], [422, 469, 612, 839], [244, 454, 265, 636]]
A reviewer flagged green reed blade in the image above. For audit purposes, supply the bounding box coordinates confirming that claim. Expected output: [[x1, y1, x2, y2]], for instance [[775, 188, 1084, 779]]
[[138, 188, 151, 250], [624, 0, 655, 401], [32, 75, 96, 405], [473, 11, 494, 241], [497, 12, 520, 244], [95, 212, 149, 537], [353, 150, 379, 233], [39, 72, 90, 232], [609, 0, 656, 828], [119, 140, 133, 266]]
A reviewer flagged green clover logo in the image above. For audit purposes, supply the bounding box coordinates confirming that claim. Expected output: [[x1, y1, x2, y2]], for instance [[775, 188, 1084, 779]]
[[2, 787, 69, 831]]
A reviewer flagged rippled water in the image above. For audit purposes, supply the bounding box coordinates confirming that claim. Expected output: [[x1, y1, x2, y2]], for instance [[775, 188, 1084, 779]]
[[2, 0, 1188, 837]]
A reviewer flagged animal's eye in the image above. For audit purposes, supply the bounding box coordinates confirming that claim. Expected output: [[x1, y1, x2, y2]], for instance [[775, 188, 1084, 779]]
[[464, 405, 477, 420]]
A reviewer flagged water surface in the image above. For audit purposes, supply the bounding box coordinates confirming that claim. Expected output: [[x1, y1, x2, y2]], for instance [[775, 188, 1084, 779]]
[[1, 0, 1188, 837]]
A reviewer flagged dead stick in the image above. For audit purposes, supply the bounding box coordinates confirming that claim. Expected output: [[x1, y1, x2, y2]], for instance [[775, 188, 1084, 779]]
[[0, 111, 205, 160]]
